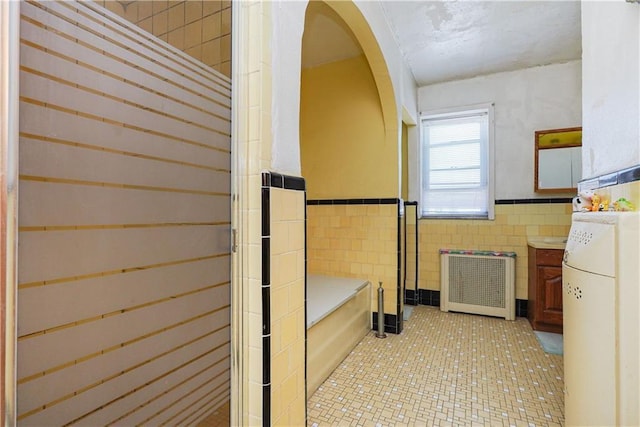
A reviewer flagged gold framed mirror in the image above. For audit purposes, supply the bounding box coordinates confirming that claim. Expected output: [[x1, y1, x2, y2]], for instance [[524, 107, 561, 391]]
[[534, 127, 582, 193]]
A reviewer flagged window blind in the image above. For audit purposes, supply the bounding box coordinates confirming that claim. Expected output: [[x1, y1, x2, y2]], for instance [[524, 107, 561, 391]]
[[421, 109, 492, 218]]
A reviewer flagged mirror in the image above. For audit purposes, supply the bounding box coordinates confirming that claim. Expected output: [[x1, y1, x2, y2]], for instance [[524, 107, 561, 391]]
[[534, 127, 582, 193]]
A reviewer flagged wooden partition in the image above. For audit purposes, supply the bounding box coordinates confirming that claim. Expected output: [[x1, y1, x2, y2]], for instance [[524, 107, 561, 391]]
[[17, 1, 231, 424]]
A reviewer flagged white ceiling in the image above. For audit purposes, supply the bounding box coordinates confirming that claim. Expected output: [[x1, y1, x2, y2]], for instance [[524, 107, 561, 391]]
[[302, 1, 582, 87]]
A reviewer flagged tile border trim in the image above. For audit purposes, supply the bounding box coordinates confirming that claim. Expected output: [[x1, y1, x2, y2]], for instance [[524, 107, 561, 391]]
[[495, 198, 573, 205], [372, 313, 399, 334], [260, 171, 307, 426], [403, 201, 419, 309], [396, 202, 403, 334], [404, 289, 418, 306], [418, 289, 441, 307], [516, 299, 528, 318], [578, 163, 640, 192], [307, 198, 400, 206], [414, 290, 528, 318]]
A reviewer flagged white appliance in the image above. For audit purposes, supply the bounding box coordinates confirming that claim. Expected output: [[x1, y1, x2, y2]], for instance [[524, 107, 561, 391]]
[[563, 211, 639, 426]]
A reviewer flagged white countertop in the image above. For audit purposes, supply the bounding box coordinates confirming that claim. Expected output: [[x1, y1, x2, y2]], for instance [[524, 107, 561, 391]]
[[527, 237, 567, 250]]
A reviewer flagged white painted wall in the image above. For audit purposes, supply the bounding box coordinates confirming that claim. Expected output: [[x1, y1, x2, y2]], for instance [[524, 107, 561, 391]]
[[355, 1, 417, 123], [581, 1, 640, 179], [269, 0, 417, 177], [417, 61, 582, 200], [270, 1, 307, 176]]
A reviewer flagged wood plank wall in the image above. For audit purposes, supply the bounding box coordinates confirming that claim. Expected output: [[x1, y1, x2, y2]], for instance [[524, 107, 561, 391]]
[[17, 1, 231, 424]]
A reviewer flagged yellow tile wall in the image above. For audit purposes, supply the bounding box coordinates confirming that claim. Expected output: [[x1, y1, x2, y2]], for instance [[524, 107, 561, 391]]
[[270, 188, 306, 427], [418, 203, 573, 299], [94, 0, 232, 77], [235, 1, 272, 424], [405, 221, 417, 287], [590, 180, 640, 211], [307, 204, 399, 314]]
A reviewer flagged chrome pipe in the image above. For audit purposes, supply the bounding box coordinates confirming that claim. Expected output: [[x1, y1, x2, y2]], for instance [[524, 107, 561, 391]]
[[376, 282, 387, 339]]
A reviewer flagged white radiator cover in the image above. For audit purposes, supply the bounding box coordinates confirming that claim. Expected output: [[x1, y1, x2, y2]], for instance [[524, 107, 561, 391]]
[[440, 251, 516, 320]]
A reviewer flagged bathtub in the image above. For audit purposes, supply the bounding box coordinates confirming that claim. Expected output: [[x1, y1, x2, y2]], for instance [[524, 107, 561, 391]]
[[306, 275, 371, 397]]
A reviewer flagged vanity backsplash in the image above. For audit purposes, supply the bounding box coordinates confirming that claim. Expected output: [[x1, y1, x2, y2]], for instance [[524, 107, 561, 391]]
[[574, 164, 640, 212]]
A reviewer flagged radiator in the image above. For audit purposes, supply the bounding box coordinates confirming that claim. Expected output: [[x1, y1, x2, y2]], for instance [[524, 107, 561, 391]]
[[440, 250, 516, 320]]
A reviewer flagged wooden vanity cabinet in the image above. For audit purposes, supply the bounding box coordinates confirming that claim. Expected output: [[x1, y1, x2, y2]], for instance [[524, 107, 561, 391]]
[[527, 246, 563, 333]]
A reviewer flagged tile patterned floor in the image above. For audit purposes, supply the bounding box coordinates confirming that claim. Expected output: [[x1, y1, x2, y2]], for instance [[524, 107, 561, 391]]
[[307, 306, 564, 426]]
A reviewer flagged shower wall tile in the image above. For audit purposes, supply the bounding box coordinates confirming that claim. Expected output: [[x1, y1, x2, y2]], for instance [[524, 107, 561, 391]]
[[92, 0, 232, 77], [269, 187, 306, 427], [185, 0, 203, 24], [168, 3, 185, 31], [418, 202, 572, 299]]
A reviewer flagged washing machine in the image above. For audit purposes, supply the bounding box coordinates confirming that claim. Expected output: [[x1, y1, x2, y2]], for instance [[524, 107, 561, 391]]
[[563, 211, 639, 426]]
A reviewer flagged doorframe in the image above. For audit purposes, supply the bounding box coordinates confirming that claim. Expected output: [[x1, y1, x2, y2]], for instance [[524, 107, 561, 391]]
[[230, 1, 246, 425], [0, 1, 19, 424]]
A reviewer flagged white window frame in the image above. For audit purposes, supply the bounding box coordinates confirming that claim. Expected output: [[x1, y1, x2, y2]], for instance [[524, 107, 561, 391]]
[[419, 103, 495, 220]]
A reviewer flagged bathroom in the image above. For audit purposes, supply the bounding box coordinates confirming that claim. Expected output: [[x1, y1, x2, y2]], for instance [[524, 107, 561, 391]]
[[2, 1, 639, 426]]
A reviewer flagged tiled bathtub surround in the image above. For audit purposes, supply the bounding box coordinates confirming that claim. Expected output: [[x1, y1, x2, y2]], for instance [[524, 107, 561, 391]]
[[306, 199, 403, 333], [261, 172, 306, 427], [418, 200, 573, 300]]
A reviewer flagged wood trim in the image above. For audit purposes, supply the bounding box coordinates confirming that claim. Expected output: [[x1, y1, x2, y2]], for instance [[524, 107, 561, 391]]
[[534, 126, 582, 193]]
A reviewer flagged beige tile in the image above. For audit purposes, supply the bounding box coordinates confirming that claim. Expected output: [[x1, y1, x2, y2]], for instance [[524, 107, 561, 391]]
[[280, 372, 299, 409], [270, 224, 289, 257], [167, 2, 185, 31], [221, 7, 231, 34], [271, 286, 289, 322], [104, 1, 125, 18], [185, 0, 204, 23], [271, 348, 288, 385], [152, 10, 168, 36], [220, 34, 231, 61], [185, 19, 203, 48], [247, 381, 262, 418], [137, 1, 153, 21], [202, 12, 222, 41], [203, 0, 222, 16], [184, 44, 203, 61], [202, 37, 221, 67], [271, 384, 283, 422], [288, 396, 306, 426], [153, 0, 169, 14], [248, 345, 262, 384], [167, 28, 185, 50], [137, 16, 153, 34], [280, 311, 298, 348], [123, 2, 139, 23]]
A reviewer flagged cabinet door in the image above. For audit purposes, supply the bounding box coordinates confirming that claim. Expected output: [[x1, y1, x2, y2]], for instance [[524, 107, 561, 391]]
[[537, 265, 563, 325]]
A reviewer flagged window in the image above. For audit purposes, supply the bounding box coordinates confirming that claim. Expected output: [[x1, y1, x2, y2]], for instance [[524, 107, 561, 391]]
[[420, 105, 494, 219]]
